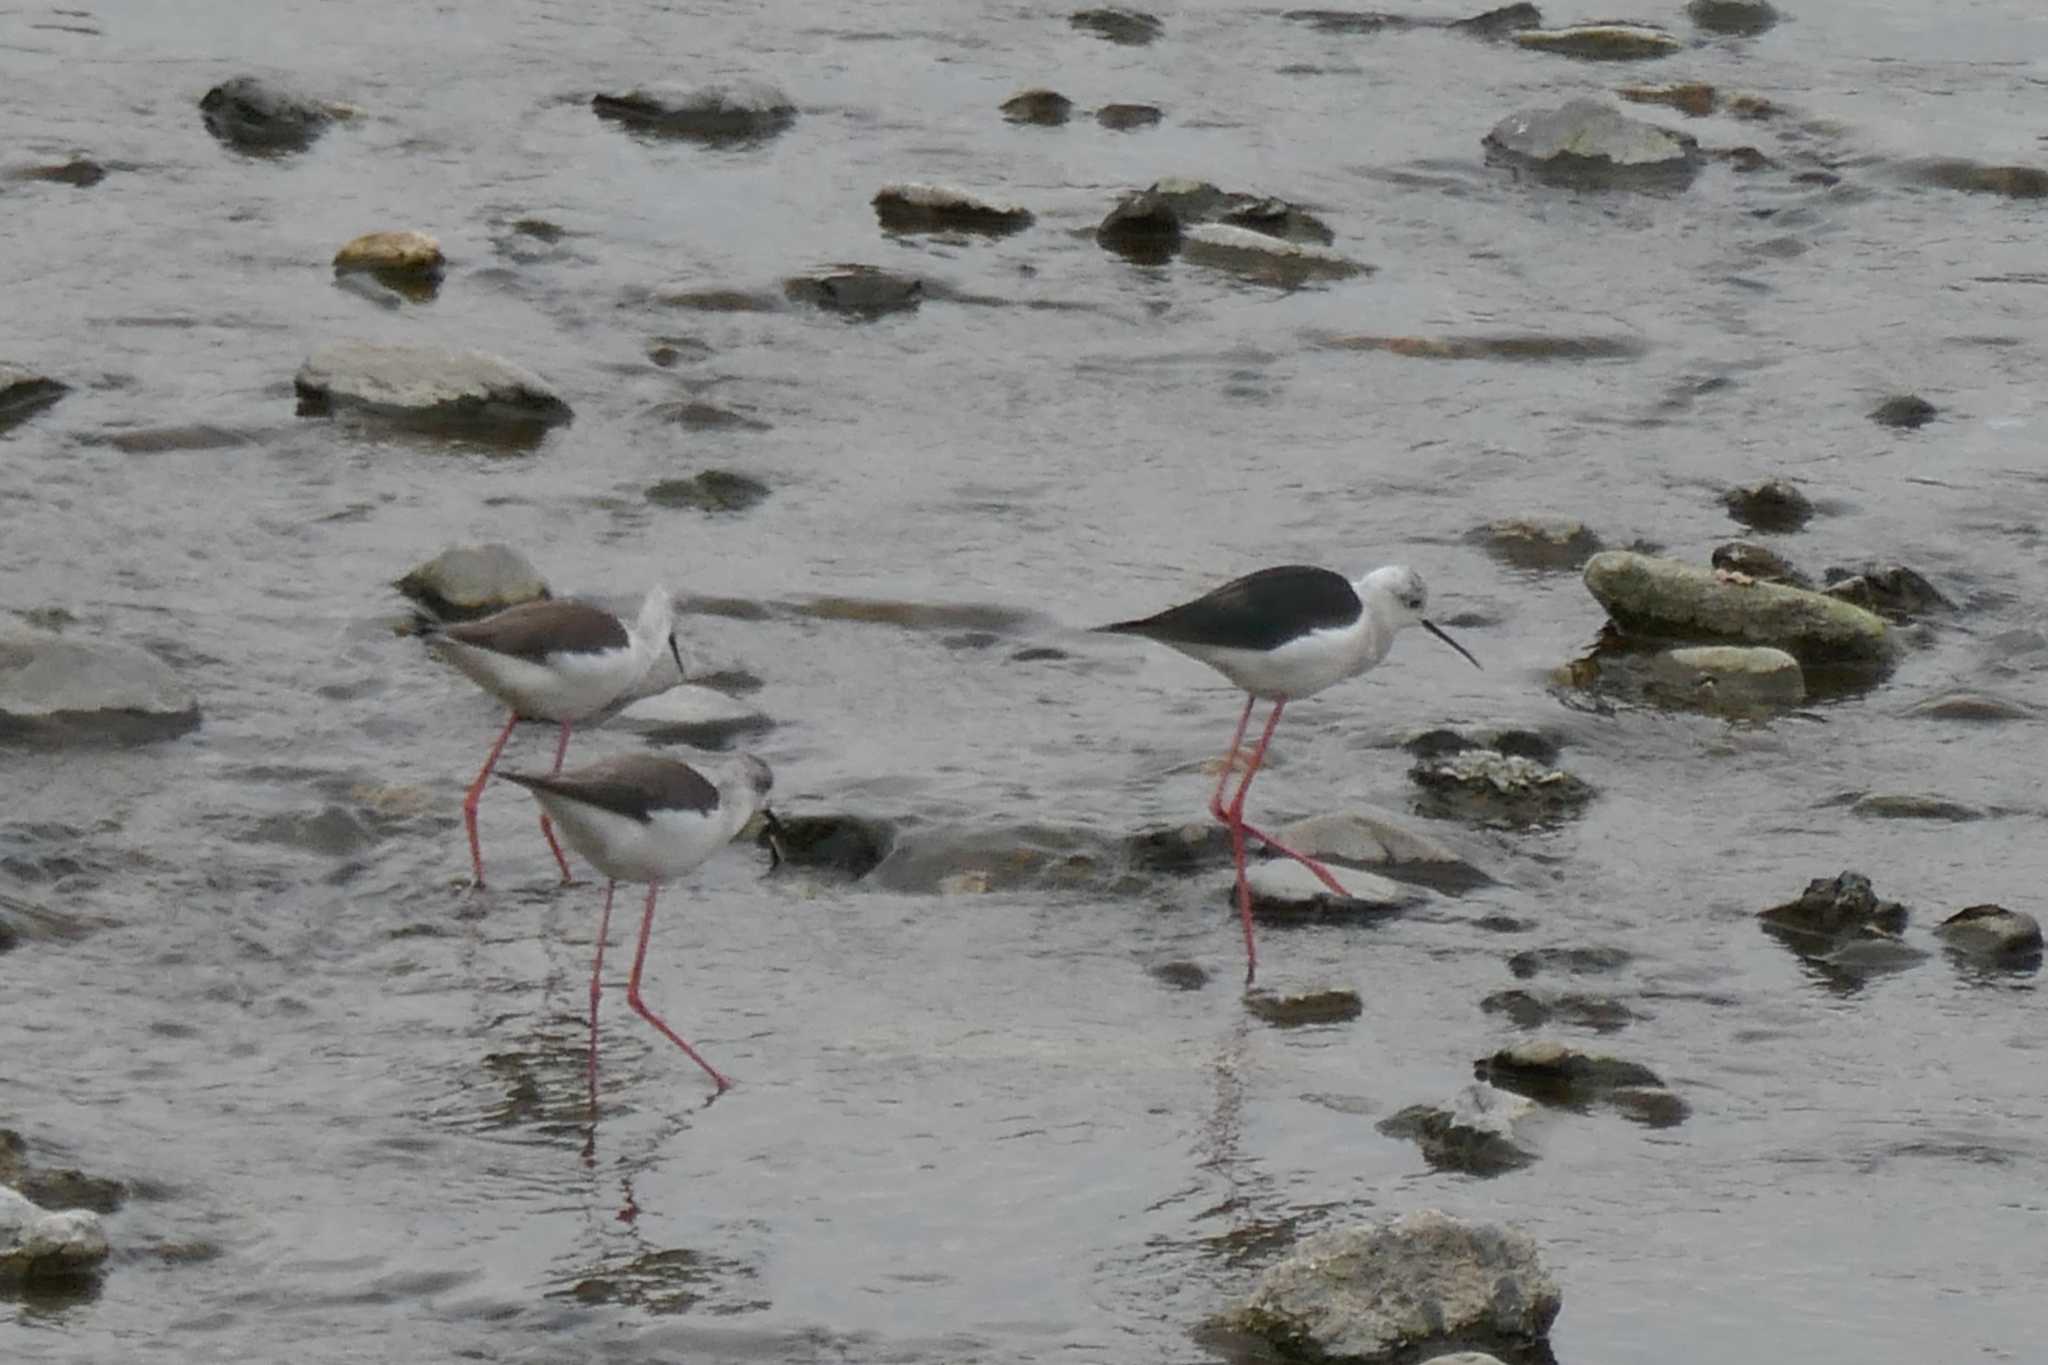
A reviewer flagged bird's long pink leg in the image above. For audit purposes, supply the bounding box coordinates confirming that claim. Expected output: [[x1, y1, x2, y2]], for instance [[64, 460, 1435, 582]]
[[587, 879, 615, 1112], [1208, 695, 1258, 825], [1212, 699, 1348, 899], [463, 712, 521, 888], [539, 721, 575, 884], [1223, 701, 1290, 985], [624, 883, 732, 1092]]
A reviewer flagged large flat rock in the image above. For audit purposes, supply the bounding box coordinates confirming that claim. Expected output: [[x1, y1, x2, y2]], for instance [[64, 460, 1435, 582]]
[[0, 627, 201, 745], [294, 342, 572, 436], [1584, 550, 1888, 661]]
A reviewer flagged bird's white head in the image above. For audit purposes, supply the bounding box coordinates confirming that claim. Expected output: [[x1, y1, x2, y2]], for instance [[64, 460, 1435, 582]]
[[1356, 565, 1481, 669]]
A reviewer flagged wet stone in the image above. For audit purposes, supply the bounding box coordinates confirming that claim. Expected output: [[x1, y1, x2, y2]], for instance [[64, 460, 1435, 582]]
[[1583, 551, 1890, 663], [1619, 81, 1717, 117], [1285, 3, 1540, 36], [0, 1186, 109, 1287], [1467, 517, 1605, 572], [1723, 478, 1813, 531], [294, 342, 572, 436], [0, 364, 68, 432], [393, 542, 549, 621], [873, 183, 1034, 236], [1514, 24, 1683, 60], [1232, 859, 1426, 923], [1149, 960, 1211, 991], [1244, 988, 1362, 1027], [1070, 7, 1161, 45], [591, 81, 795, 144], [1179, 224, 1367, 285], [1473, 1039, 1669, 1110], [1410, 751, 1592, 829], [646, 470, 770, 514], [1378, 1085, 1539, 1177], [1935, 905, 2043, 964], [783, 265, 924, 318], [1871, 393, 1938, 429], [15, 1169, 126, 1216], [1271, 809, 1489, 893], [1648, 645, 1805, 709], [1821, 564, 1951, 620], [1123, 821, 1234, 875], [655, 286, 784, 313], [0, 627, 201, 746], [1507, 945, 1633, 978], [9, 158, 106, 187], [613, 686, 770, 751], [332, 230, 444, 302], [652, 400, 770, 431], [761, 814, 892, 881], [1903, 689, 2037, 722], [1215, 1210, 1561, 1364], [1480, 988, 1636, 1033], [1484, 98, 1702, 188], [875, 824, 1113, 895], [1849, 793, 1983, 822], [1711, 541, 1809, 588], [1607, 1085, 1692, 1127], [1216, 198, 1335, 246], [1096, 103, 1162, 132], [1687, 0, 1778, 35], [1000, 89, 1072, 125], [1402, 725, 1561, 765], [200, 75, 333, 154], [1759, 870, 1909, 939], [1326, 332, 1646, 361], [1907, 160, 2048, 199]]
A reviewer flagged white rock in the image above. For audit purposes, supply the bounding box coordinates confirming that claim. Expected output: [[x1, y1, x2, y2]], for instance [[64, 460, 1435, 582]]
[[0, 1185, 109, 1284], [1181, 223, 1367, 280], [612, 684, 764, 734], [1651, 644, 1805, 705], [1273, 808, 1472, 869], [1239, 857, 1426, 910], [294, 342, 572, 429], [0, 626, 201, 741], [1486, 98, 1697, 170]]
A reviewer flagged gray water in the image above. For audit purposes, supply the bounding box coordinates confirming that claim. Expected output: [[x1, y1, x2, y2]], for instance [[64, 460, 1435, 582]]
[[5, 1, 2048, 1360]]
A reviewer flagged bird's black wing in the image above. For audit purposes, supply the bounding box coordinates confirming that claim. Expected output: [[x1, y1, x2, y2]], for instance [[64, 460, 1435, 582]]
[[502, 754, 720, 823], [1097, 565, 1361, 652], [436, 600, 628, 662]]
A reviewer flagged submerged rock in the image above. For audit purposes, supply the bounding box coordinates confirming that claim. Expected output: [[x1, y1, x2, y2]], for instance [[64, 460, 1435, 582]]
[[1514, 24, 1682, 60], [1618, 81, 1718, 117], [1286, 3, 1541, 36], [1379, 1084, 1540, 1176], [1648, 644, 1805, 708], [0, 1185, 108, 1286], [1096, 102, 1162, 131], [761, 813, 892, 882], [1687, 0, 1778, 35], [0, 627, 201, 745], [1410, 751, 1592, 828], [1180, 223, 1367, 285], [1723, 478, 1813, 531], [783, 265, 924, 318], [611, 686, 769, 750], [1849, 793, 1983, 822], [1270, 808, 1487, 890], [1870, 393, 1938, 429], [1583, 551, 1889, 662], [874, 823, 1113, 895], [294, 342, 572, 436], [1097, 180, 1336, 265], [1245, 987, 1363, 1027], [1935, 905, 2043, 963], [591, 81, 795, 143], [1070, 7, 1161, 44], [1507, 945, 1633, 978], [1326, 332, 1645, 361], [1467, 517, 1605, 571], [1759, 871, 1909, 939], [393, 542, 549, 621], [873, 183, 1034, 236], [332, 230, 445, 302], [9, 157, 106, 187], [1000, 89, 1073, 125], [1473, 1040, 1679, 1123], [1217, 1210, 1561, 1363], [1123, 821, 1234, 874], [1903, 689, 2037, 722], [200, 75, 333, 153], [1481, 988, 1636, 1033], [1821, 564, 1950, 620], [646, 469, 770, 513], [1905, 160, 2048, 200], [0, 364, 67, 432], [1485, 98, 1701, 188]]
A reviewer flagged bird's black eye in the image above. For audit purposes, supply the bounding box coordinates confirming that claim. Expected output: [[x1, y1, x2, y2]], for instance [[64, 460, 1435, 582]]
[[1406, 596, 1424, 610]]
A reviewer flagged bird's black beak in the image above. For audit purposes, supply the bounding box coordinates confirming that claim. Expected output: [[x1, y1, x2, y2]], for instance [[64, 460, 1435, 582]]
[[668, 632, 686, 679], [1423, 620, 1482, 670], [760, 807, 785, 871]]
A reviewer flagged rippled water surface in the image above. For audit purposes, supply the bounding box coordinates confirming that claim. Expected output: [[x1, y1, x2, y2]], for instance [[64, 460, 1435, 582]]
[[6, 1, 2048, 1360]]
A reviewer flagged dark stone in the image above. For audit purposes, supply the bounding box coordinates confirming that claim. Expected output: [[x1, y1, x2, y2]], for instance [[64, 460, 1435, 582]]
[[1822, 564, 1952, 620], [10, 158, 106, 187], [1480, 988, 1636, 1033], [646, 470, 770, 514], [17, 1169, 127, 1216], [1453, 2, 1545, 35], [651, 401, 771, 432], [1000, 89, 1073, 125], [1686, 0, 1778, 35], [1723, 478, 1813, 531], [1871, 394, 1938, 429], [1286, 3, 1541, 36], [1485, 98, 1702, 190], [294, 342, 572, 439], [1907, 160, 2048, 199], [1935, 904, 2043, 966], [1150, 960, 1210, 990], [1474, 1041, 1667, 1109], [782, 265, 924, 318], [1096, 103, 1162, 132], [1759, 871, 1909, 938], [1410, 750, 1593, 828], [199, 76, 333, 154], [1468, 518, 1605, 572], [1216, 197, 1335, 246], [1244, 988, 1362, 1027], [1711, 541, 1810, 588], [1377, 1090, 1537, 1176], [591, 81, 796, 145], [0, 365, 68, 433], [872, 184, 1034, 236], [1123, 822, 1234, 874], [1070, 8, 1162, 45], [762, 814, 891, 881], [1506, 945, 1633, 978]]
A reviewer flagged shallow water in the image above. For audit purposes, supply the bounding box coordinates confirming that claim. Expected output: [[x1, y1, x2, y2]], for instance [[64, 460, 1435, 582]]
[[5, 0, 2048, 1360]]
